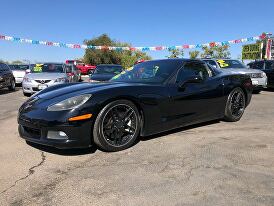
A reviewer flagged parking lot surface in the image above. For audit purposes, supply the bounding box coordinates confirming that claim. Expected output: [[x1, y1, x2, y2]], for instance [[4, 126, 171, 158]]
[[0, 88, 274, 206]]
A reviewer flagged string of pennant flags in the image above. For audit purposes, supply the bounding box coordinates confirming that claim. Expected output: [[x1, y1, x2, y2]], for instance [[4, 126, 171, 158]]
[[0, 33, 266, 51]]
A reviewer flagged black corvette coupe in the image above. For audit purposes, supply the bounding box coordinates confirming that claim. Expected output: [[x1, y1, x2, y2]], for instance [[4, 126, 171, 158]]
[[18, 59, 253, 152]]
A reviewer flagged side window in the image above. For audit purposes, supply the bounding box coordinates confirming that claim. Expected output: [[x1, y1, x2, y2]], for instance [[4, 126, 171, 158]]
[[205, 60, 218, 68], [177, 62, 212, 82], [1, 64, 9, 71]]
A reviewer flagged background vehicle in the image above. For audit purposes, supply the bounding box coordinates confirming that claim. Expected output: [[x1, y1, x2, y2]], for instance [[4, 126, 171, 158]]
[[89, 64, 124, 82], [0, 63, 16, 91], [22, 63, 73, 96], [18, 59, 252, 152], [9, 64, 30, 84], [66, 60, 96, 75], [247, 60, 274, 89], [64, 64, 81, 82], [202, 58, 267, 93]]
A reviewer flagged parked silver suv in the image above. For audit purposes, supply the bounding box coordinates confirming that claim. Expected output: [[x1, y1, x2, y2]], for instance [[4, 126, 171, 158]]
[[202, 59, 267, 93], [22, 63, 74, 96]]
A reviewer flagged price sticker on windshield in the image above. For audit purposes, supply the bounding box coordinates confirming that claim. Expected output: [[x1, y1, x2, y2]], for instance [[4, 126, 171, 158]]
[[216, 60, 229, 68], [33, 64, 43, 72]]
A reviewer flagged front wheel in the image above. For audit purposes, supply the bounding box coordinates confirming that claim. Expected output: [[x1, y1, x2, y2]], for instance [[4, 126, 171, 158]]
[[93, 100, 140, 152], [88, 70, 94, 75], [8, 79, 16, 91], [224, 87, 246, 122]]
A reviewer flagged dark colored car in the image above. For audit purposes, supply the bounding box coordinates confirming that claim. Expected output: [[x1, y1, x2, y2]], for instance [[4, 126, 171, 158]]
[[89, 64, 123, 82], [0, 63, 16, 92], [247, 60, 274, 88], [18, 59, 253, 152]]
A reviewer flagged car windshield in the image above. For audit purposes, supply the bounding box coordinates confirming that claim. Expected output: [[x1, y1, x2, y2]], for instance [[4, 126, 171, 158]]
[[31, 64, 65, 73], [216, 59, 246, 69], [66, 61, 75, 64], [94, 65, 123, 75], [110, 60, 182, 83], [10, 65, 29, 71]]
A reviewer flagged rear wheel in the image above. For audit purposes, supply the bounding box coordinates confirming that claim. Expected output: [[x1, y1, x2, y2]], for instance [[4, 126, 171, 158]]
[[224, 87, 246, 122], [93, 100, 140, 152], [8, 79, 16, 91]]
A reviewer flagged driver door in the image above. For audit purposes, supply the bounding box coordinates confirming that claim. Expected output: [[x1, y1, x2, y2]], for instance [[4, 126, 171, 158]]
[[164, 61, 224, 129]]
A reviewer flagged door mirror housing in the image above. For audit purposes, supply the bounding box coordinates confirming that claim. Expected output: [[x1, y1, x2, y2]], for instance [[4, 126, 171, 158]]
[[179, 75, 203, 88]]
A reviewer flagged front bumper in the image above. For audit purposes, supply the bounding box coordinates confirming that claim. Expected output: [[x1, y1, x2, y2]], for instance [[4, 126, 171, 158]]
[[18, 111, 94, 149], [251, 77, 267, 90], [22, 81, 63, 94]]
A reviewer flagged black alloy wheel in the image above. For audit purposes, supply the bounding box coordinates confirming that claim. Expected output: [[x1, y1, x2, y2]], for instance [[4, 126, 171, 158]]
[[93, 100, 140, 152], [224, 87, 246, 122]]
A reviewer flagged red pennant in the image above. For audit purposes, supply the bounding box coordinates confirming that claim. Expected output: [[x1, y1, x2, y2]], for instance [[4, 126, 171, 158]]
[[183, 45, 189, 49], [155, 46, 163, 50], [46, 42, 53, 46], [260, 33, 267, 39], [129, 47, 136, 51], [101, 46, 109, 51], [209, 42, 216, 47], [73, 44, 81, 49]]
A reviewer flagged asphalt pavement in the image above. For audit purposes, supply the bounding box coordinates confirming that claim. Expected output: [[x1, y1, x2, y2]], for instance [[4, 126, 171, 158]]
[[0, 87, 274, 206]]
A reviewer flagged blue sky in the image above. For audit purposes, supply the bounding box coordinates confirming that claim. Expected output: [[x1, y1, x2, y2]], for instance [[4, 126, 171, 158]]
[[0, 0, 273, 63]]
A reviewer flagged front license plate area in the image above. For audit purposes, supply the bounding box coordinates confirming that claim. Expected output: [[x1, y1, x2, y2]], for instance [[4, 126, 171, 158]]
[[38, 84, 48, 90], [252, 80, 259, 85]]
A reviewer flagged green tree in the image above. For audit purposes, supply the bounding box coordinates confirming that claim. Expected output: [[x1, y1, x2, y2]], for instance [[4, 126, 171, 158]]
[[200, 45, 230, 58], [166, 48, 184, 58], [0, 59, 9, 64], [189, 50, 200, 59], [83, 34, 151, 68], [11, 60, 23, 64]]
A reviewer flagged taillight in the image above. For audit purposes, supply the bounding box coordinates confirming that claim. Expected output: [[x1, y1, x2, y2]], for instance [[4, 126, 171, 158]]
[[67, 72, 74, 77]]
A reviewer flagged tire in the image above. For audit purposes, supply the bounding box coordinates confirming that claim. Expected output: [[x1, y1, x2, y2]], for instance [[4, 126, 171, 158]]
[[8, 78, 16, 91], [224, 87, 246, 122], [93, 100, 140, 152], [88, 70, 94, 75]]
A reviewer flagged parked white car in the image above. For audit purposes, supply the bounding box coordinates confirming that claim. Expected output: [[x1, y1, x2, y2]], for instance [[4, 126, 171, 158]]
[[22, 63, 73, 96], [9, 64, 30, 84]]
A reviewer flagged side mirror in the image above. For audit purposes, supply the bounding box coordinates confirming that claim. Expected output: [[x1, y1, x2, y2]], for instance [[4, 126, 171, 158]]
[[25, 69, 31, 74], [179, 75, 203, 88]]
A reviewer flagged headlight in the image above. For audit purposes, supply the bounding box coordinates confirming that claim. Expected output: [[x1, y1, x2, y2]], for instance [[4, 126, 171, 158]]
[[0, 76, 3, 81], [47, 94, 92, 111], [261, 72, 267, 78], [55, 77, 67, 83], [23, 77, 32, 82]]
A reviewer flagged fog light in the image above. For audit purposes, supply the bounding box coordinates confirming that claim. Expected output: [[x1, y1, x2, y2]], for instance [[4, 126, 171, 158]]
[[47, 131, 68, 140]]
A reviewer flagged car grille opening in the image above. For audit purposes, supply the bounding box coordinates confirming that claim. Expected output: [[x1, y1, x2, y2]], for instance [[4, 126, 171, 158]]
[[35, 80, 51, 84], [32, 87, 40, 91], [23, 126, 41, 139]]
